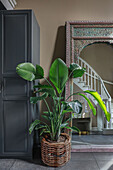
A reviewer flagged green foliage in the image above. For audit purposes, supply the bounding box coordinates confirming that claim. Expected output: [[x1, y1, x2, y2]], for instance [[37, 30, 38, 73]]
[[30, 93, 48, 104], [37, 88, 56, 97], [16, 63, 36, 81], [78, 93, 96, 116], [29, 119, 41, 134], [84, 90, 111, 121], [68, 100, 82, 114], [16, 58, 111, 141], [65, 126, 80, 132], [41, 114, 50, 121], [61, 100, 82, 114], [60, 123, 68, 128], [35, 65, 44, 79], [49, 58, 68, 94], [69, 63, 86, 78], [34, 84, 53, 89]]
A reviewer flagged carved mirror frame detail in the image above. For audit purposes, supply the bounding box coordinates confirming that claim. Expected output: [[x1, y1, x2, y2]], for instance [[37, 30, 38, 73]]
[[66, 21, 113, 125]]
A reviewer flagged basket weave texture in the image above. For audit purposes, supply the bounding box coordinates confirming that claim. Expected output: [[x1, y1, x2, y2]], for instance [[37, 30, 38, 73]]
[[41, 133, 71, 167]]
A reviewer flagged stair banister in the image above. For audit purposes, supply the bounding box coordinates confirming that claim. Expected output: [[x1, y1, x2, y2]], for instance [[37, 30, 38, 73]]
[[78, 56, 111, 101], [77, 56, 112, 129]]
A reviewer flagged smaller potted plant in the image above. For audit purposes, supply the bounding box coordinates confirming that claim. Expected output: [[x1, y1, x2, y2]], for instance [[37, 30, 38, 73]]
[[16, 58, 110, 167]]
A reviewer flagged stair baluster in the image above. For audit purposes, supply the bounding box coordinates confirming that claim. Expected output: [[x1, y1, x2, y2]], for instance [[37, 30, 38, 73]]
[[87, 67, 89, 87], [73, 56, 112, 131]]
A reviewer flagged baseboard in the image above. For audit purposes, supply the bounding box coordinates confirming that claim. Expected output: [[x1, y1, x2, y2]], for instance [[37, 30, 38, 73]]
[[71, 144, 113, 152], [103, 128, 113, 135]]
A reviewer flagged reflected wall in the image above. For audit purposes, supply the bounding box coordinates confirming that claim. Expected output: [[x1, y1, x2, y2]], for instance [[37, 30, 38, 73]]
[[80, 43, 113, 98]]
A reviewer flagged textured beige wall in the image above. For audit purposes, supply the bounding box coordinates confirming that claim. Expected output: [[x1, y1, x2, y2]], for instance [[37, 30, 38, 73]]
[[16, 0, 113, 77]]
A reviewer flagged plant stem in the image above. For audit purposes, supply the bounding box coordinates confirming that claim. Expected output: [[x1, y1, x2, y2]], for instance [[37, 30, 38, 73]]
[[43, 98, 51, 113], [44, 77, 52, 86], [43, 99, 53, 139], [66, 91, 83, 101]]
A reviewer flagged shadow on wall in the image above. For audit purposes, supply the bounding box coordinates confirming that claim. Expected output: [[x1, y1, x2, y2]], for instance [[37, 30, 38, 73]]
[[40, 25, 66, 119], [52, 25, 66, 63]]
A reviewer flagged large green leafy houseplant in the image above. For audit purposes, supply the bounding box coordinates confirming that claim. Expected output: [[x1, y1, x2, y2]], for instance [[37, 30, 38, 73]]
[[16, 58, 111, 141]]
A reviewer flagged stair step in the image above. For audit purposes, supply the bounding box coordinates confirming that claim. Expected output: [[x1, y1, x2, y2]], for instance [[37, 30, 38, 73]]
[[78, 82, 85, 86], [103, 128, 113, 135], [78, 81, 86, 83], [83, 85, 90, 89]]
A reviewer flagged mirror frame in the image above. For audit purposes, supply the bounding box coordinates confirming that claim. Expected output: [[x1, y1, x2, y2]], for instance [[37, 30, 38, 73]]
[[66, 21, 113, 132]]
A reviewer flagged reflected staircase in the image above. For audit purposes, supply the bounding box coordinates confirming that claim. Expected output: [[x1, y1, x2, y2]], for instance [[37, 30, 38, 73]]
[[73, 56, 113, 134]]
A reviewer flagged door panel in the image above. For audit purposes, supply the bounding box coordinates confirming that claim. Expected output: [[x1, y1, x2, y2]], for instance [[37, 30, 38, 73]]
[[3, 101, 28, 152], [0, 11, 31, 157], [3, 14, 27, 73], [3, 78, 27, 96]]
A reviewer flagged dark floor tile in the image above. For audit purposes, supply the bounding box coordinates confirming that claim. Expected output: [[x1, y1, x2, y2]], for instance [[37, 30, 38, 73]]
[[71, 152, 95, 160], [55, 160, 99, 170], [10, 159, 55, 170], [0, 159, 15, 170], [93, 153, 113, 161], [10, 160, 37, 170]]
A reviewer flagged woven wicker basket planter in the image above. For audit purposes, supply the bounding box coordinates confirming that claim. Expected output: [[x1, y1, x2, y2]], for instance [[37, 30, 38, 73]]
[[41, 133, 71, 167]]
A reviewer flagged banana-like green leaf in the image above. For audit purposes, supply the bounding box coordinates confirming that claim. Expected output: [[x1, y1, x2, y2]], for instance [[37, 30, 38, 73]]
[[35, 125, 47, 130], [34, 84, 53, 89], [62, 109, 73, 114], [40, 129, 50, 136], [16, 63, 36, 81], [63, 117, 71, 123], [60, 103, 73, 115], [41, 115, 50, 121], [65, 126, 80, 132], [60, 123, 68, 128], [43, 111, 53, 116], [40, 129, 46, 136], [43, 111, 49, 115], [49, 58, 68, 94], [69, 63, 86, 78], [30, 93, 48, 104], [78, 93, 96, 116], [65, 100, 82, 114], [53, 96, 64, 101], [29, 119, 41, 134], [35, 65, 44, 79], [38, 88, 56, 97], [84, 90, 111, 122]]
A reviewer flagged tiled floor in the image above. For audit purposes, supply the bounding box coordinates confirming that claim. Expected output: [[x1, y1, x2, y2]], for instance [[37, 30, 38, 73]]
[[1, 152, 113, 170]]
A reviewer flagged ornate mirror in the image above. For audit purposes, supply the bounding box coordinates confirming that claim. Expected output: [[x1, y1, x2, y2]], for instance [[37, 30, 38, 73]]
[[66, 21, 113, 151]]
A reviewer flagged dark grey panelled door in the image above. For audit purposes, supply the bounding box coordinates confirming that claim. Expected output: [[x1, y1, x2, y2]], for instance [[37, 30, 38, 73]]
[[0, 10, 39, 159]]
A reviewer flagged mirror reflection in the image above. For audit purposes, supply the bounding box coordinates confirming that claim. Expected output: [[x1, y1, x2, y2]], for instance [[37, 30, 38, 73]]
[[72, 43, 113, 145]]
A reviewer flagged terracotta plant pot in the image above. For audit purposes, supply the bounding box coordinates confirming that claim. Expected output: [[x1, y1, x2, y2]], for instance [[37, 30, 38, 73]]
[[41, 133, 71, 167]]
